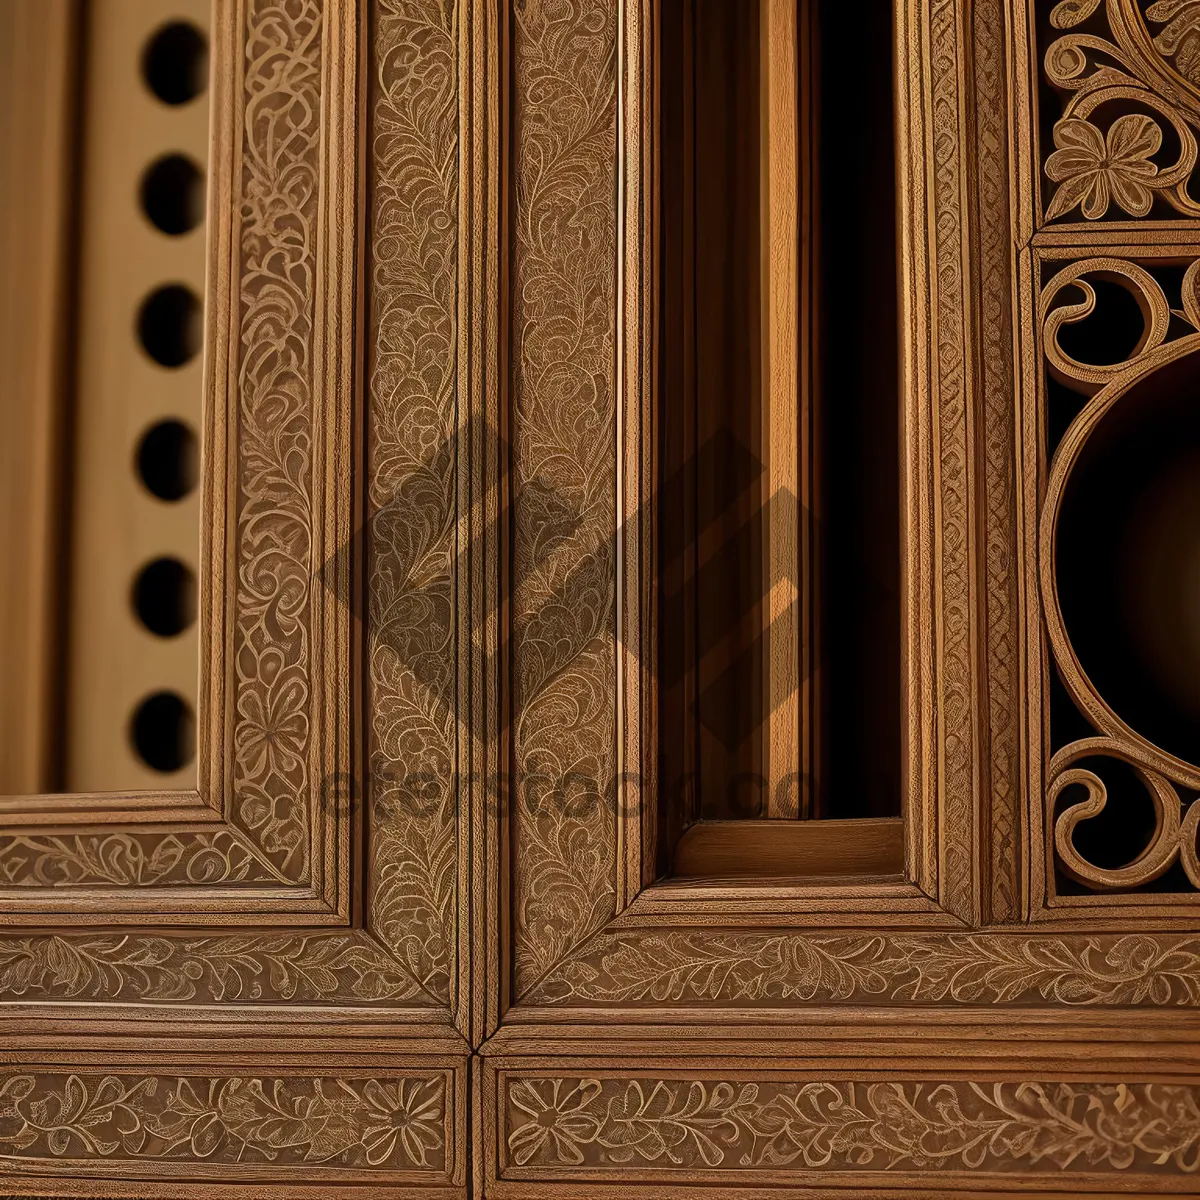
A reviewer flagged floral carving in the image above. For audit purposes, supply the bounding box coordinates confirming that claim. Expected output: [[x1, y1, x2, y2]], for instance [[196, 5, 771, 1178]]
[[0, 933, 431, 1004], [1149, 0, 1200, 84], [0, 831, 283, 887], [365, 0, 460, 1006], [1041, 0, 1200, 220], [508, 1079, 602, 1166], [528, 930, 1200, 1005], [503, 1077, 1200, 1174], [1045, 114, 1162, 218], [510, 0, 620, 998], [0, 1072, 446, 1170], [231, 0, 324, 877]]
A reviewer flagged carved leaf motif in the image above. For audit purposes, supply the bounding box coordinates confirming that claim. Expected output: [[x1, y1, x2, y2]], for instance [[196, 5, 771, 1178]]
[[511, 0, 619, 998], [0, 831, 284, 887], [1041, 0, 1200, 220], [1148, 0, 1200, 85], [503, 1077, 1200, 1173], [0, 1072, 446, 1170], [365, 0, 460, 1007], [0, 933, 430, 1004], [528, 932, 1200, 1006], [232, 0, 325, 877], [1051, 0, 1103, 27]]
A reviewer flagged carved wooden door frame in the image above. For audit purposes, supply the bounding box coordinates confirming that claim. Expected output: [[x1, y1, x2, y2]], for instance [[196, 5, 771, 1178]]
[[3, 1, 1200, 1197]]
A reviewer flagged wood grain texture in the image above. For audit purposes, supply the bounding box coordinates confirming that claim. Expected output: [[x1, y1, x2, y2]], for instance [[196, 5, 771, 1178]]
[[5, 1, 1200, 1196], [761, 0, 802, 815], [673, 819, 904, 880], [0, 0, 77, 797]]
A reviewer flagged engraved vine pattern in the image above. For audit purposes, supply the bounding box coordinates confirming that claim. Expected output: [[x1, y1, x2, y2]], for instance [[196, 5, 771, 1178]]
[[232, 0, 324, 876], [0, 832, 284, 887], [366, 0, 460, 1007], [511, 0, 619, 995], [529, 930, 1200, 1005], [0, 932, 427, 1004], [1042, 0, 1200, 219], [0, 1072, 446, 1169], [504, 1077, 1200, 1173]]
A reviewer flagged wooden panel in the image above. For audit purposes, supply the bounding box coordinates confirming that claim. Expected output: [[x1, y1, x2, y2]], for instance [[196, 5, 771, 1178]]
[[65, 0, 210, 792], [0, 1, 78, 795], [673, 816, 904, 879]]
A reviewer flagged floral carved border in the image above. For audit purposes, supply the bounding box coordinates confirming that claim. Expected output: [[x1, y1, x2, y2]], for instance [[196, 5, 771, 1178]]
[[0, 932, 432, 1004], [499, 1075, 1200, 1175], [527, 930, 1200, 1005], [0, 1070, 450, 1175], [229, 0, 325, 879], [0, 0, 329, 893], [510, 0, 620, 997], [365, 0, 460, 1008]]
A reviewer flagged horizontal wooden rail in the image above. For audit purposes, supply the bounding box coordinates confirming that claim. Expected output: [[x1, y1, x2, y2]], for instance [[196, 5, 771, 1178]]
[[673, 816, 904, 879]]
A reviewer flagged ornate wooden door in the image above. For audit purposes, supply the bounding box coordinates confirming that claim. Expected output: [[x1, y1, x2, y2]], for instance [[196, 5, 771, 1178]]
[[3, 1, 1200, 1197]]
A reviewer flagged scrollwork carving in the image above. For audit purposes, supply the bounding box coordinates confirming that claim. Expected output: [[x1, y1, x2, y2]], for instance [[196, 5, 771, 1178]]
[[232, 0, 324, 877], [0, 1071, 447, 1170], [510, 0, 619, 995], [502, 1076, 1200, 1174], [1040, 256, 1187, 394], [528, 928, 1200, 1005], [0, 932, 430, 1004], [365, 0, 460, 1007], [1050, 738, 1200, 890], [0, 831, 285, 887], [1039, 257, 1200, 893], [1042, 0, 1200, 220]]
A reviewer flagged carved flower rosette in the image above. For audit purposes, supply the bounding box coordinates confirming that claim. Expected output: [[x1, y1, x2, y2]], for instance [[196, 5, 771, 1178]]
[[1042, 0, 1200, 220]]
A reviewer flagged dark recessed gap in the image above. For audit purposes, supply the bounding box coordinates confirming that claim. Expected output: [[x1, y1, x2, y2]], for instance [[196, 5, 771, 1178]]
[[140, 154, 204, 235], [137, 284, 202, 368], [136, 419, 199, 501], [1056, 351, 1200, 766], [142, 22, 208, 106], [1053, 278, 1145, 367], [130, 691, 195, 773], [132, 557, 196, 637]]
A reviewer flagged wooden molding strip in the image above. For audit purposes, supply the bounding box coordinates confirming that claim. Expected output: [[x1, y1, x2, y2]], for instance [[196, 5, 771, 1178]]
[[673, 816, 904, 879]]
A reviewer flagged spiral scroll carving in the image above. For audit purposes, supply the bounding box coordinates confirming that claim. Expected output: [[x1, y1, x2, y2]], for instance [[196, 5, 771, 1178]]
[[1040, 256, 1200, 892], [1042, 0, 1200, 220]]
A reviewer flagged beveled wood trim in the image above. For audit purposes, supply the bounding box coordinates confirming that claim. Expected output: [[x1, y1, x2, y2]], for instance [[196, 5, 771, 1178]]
[[0, 0, 359, 918], [672, 818, 904, 879], [0, 0, 79, 798]]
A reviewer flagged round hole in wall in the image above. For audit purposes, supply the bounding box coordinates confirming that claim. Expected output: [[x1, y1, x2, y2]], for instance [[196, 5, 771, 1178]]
[[132, 557, 197, 637], [140, 154, 204, 235], [142, 22, 208, 106], [137, 284, 201, 368], [130, 691, 195, 773], [136, 419, 199, 501]]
